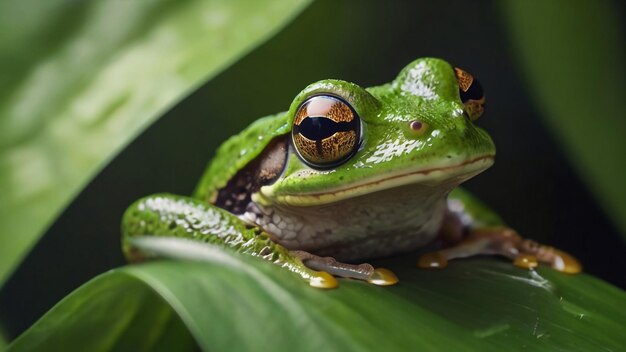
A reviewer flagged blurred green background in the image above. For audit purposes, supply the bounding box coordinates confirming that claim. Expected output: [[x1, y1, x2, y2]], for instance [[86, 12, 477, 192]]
[[1, 0, 624, 347]]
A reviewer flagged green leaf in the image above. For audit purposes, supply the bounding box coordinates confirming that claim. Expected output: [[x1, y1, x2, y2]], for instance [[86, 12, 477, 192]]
[[499, 0, 626, 238], [0, 0, 311, 287], [9, 241, 626, 351]]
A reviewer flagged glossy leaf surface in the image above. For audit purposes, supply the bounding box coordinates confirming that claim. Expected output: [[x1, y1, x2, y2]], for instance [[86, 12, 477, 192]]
[[9, 241, 626, 351], [0, 0, 311, 286]]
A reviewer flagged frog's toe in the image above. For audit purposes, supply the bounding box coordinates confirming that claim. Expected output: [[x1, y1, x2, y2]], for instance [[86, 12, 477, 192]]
[[513, 254, 538, 269], [292, 250, 371, 278], [417, 252, 449, 269], [367, 268, 399, 286], [309, 271, 339, 289], [549, 249, 582, 274], [291, 250, 399, 285], [415, 227, 582, 274], [514, 248, 581, 273], [517, 239, 582, 274]]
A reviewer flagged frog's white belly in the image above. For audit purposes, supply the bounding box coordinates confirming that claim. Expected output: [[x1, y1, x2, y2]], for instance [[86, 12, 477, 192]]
[[242, 183, 450, 261]]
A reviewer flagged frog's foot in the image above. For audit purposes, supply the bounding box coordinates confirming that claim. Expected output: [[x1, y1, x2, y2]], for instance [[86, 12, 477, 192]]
[[417, 227, 582, 273], [291, 250, 399, 286]]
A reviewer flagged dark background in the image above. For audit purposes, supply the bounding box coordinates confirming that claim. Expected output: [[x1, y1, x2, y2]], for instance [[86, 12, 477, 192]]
[[2, 0, 625, 338]]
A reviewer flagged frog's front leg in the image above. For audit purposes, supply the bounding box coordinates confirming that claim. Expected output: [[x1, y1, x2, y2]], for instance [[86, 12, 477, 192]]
[[122, 194, 396, 288], [122, 194, 339, 288], [418, 189, 582, 273]]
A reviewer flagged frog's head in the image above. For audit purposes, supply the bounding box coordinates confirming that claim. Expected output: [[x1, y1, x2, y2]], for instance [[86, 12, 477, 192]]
[[258, 58, 495, 206]]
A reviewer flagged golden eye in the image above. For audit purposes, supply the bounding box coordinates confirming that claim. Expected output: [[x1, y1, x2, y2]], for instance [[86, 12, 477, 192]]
[[454, 67, 485, 121], [292, 95, 361, 168]]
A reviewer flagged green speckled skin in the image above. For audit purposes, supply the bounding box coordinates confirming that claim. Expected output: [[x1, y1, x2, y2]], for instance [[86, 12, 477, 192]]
[[194, 113, 289, 203], [122, 58, 499, 284], [195, 58, 494, 201], [264, 58, 493, 199], [122, 194, 320, 281]]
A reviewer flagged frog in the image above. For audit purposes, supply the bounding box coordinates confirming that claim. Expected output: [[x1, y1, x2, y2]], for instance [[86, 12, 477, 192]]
[[121, 58, 581, 289]]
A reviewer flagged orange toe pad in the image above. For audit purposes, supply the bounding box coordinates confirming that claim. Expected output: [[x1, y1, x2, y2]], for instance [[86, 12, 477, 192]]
[[417, 252, 448, 269]]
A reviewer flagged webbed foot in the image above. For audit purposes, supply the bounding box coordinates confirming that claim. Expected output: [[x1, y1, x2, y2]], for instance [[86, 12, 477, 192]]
[[291, 250, 399, 286], [417, 227, 582, 273]]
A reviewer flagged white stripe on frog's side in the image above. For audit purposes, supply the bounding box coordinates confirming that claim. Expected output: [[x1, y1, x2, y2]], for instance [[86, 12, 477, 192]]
[[241, 181, 451, 262]]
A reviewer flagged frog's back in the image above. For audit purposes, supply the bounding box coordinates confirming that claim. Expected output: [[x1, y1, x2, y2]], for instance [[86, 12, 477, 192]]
[[193, 113, 290, 204]]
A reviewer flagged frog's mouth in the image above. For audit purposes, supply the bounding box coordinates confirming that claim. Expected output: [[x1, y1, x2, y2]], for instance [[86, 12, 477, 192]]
[[258, 155, 494, 206]]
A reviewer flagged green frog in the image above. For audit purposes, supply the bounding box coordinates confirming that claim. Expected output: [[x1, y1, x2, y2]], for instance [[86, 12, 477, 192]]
[[122, 58, 580, 288]]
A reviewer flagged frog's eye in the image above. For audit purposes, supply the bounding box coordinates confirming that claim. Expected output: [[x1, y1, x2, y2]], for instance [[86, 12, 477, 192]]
[[454, 67, 485, 121], [292, 95, 361, 168]]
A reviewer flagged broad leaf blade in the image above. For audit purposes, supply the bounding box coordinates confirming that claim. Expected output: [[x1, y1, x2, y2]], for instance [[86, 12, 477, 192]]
[[499, 0, 626, 238], [9, 242, 626, 351], [6, 269, 197, 351], [0, 0, 311, 286]]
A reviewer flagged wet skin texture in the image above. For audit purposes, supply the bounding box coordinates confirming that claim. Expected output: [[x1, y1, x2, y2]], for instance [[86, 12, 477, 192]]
[[122, 58, 581, 288]]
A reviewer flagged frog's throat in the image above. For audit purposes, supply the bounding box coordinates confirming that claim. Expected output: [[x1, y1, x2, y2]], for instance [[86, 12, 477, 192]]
[[256, 155, 494, 206]]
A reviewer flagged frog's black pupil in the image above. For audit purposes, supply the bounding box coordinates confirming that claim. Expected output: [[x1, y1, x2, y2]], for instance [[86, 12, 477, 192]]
[[295, 116, 355, 140], [460, 78, 484, 102]]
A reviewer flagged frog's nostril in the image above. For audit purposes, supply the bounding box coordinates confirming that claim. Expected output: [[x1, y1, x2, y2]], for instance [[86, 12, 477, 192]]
[[408, 120, 428, 136], [409, 120, 423, 131]]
